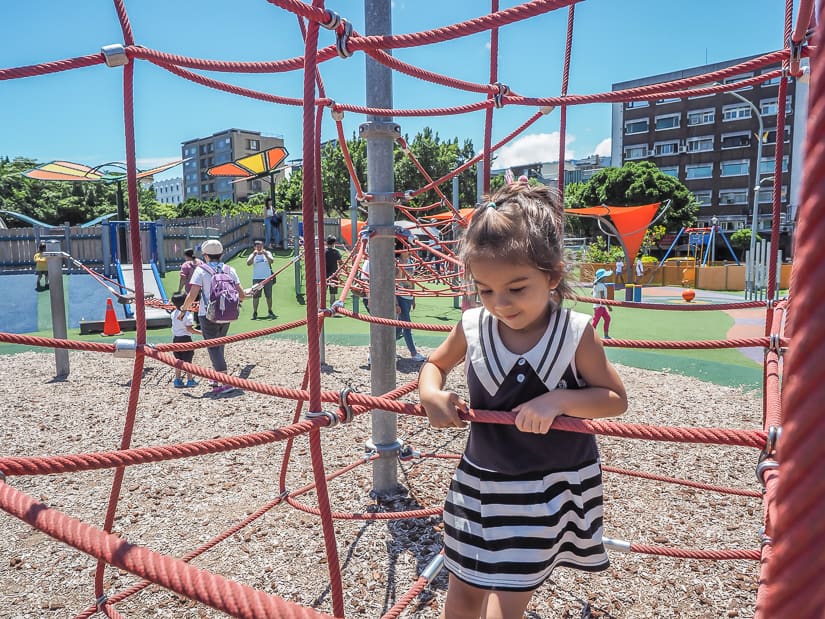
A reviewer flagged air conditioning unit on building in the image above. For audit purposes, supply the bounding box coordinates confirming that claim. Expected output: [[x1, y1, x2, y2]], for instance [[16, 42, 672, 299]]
[[678, 146, 688, 154]]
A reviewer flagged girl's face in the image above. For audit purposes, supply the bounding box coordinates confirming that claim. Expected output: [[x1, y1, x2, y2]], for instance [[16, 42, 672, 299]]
[[470, 257, 561, 334]]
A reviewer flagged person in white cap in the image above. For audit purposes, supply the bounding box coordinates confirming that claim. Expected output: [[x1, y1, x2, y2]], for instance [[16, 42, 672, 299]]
[[179, 239, 246, 395]]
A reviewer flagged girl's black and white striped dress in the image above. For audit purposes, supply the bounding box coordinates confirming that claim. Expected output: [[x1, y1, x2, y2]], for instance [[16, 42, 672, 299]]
[[443, 306, 609, 591]]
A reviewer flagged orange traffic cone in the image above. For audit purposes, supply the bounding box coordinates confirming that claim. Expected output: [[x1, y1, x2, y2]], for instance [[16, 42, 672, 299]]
[[103, 298, 122, 336]]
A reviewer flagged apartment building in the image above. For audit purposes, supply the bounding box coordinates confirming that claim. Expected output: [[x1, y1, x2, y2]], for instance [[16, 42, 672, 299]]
[[181, 129, 285, 202], [611, 55, 808, 255], [152, 177, 183, 205]]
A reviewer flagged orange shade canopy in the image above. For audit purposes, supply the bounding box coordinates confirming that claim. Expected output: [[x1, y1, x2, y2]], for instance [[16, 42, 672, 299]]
[[207, 146, 288, 179], [564, 203, 660, 262]]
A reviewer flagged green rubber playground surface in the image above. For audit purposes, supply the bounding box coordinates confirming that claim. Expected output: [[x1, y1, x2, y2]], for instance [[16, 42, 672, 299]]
[[1, 250, 763, 390]]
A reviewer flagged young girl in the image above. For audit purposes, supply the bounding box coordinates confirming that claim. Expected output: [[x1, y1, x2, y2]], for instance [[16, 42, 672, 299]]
[[170, 292, 201, 388], [418, 183, 627, 619]]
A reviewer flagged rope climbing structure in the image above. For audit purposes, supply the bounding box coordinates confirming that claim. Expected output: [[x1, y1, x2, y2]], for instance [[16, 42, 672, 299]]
[[0, 0, 823, 617]]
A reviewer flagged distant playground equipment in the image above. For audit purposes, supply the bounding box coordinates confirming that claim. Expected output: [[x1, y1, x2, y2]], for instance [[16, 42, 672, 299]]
[[660, 226, 740, 267]]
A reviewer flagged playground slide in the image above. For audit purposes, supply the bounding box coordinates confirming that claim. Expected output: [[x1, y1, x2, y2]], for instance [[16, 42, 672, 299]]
[[118, 262, 171, 324]]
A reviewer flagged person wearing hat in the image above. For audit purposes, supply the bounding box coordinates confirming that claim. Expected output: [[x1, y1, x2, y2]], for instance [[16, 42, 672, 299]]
[[592, 268, 613, 340], [324, 235, 343, 310], [246, 239, 276, 320], [179, 239, 246, 395]]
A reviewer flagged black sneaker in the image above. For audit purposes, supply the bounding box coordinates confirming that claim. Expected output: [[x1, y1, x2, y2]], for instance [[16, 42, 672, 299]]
[[251, 313, 258, 320]]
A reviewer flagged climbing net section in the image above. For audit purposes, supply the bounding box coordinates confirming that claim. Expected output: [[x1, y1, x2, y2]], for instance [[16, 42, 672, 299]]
[[0, 0, 823, 618]]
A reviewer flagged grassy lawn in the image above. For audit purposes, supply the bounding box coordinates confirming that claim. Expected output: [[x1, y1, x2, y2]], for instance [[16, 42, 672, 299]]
[[2, 250, 763, 389]]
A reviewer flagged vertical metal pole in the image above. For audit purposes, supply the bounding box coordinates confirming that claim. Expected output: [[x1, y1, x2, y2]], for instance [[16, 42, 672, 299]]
[[363, 0, 401, 496], [476, 160, 484, 203], [116, 181, 128, 263], [101, 222, 112, 278], [350, 180, 360, 314], [452, 176, 461, 309], [45, 240, 69, 378]]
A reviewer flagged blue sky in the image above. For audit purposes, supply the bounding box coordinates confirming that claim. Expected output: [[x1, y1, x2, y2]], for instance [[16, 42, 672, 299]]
[[0, 1, 795, 181]]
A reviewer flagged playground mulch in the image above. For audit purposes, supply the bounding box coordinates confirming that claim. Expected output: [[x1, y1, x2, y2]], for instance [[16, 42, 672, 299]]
[[0, 338, 761, 618]]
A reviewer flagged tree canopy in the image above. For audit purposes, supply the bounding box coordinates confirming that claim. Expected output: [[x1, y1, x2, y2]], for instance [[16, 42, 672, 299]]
[[567, 160, 698, 232]]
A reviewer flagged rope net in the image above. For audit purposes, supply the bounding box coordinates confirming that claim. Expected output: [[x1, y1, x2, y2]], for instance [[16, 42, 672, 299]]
[[0, 0, 821, 617]]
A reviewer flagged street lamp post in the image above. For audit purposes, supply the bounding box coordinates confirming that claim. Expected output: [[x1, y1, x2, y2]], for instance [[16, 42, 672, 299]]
[[722, 88, 763, 297]]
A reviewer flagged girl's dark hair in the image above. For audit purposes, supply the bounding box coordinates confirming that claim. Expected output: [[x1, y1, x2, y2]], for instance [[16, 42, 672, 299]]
[[171, 292, 187, 309], [183, 248, 195, 258], [459, 182, 571, 300]]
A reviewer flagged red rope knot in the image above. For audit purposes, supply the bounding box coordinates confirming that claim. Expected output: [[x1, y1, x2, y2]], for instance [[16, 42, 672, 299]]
[[320, 9, 342, 31], [756, 425, 781, 488], [101, 43, 129, 68], [337, 387, 355, 424], [335, 19, 354, 58], [493, 82, 509, 108]]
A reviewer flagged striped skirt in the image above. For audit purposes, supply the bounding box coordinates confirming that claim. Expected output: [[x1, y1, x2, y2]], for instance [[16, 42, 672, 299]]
[[442, 455, 609, 591]]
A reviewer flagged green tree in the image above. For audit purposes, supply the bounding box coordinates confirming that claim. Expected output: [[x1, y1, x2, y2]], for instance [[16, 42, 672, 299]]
[[275, 168, 303, 211], [730, 228, 761, 259], [575, 161, 698, 231]]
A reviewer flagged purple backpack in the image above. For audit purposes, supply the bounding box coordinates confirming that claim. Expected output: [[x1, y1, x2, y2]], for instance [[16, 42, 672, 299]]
[[201, 263, 240, 322]]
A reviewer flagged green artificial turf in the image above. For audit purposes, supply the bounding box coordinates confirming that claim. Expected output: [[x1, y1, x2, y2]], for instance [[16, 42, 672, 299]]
[[1, 251, 763, 390]]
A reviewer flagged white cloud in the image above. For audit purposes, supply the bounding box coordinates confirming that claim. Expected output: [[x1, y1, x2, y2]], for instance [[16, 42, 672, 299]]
[[593, 137, 611, 157], [493, 132, 574, 169]]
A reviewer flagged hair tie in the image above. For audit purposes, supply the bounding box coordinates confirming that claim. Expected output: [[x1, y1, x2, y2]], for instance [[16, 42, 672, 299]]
[[486, 201, 497, 210]]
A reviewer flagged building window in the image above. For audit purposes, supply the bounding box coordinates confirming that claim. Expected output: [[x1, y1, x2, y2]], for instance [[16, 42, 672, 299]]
[[719, 189, 748, 205], [686, 164, 713, 179], [759, 96, 792, 116], [723, 73, 754, 91], [653, 142, 679, 156], [692, 190, 712, 206], [654, 114, 680, 130], [760, 70, 786, 87], [687, 109, 715, 126], [625, 119, 649, 135], [758, 185, 788, 203], [763, 126, 791, 144], [248, 139, 260, 150], [199, 144, 207, 155], [626, 100, 649, 109], [721, 160, 750, 177], [624, 145, 648, 160], [686, 136, 714, 152], [656, 97, 680, 105], [722, 103, 752, 121], [659, 166, 679, 177], [720, 132, 751, 149], [760, 156, 789, 174]]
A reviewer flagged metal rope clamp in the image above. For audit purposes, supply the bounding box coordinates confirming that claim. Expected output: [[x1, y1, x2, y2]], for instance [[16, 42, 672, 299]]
[[113, 338, 137, 359], [493, 82, 510, 108], [101, 44, 129, 68], [329, 105, 345, 122], [305, 410, 339, 428], [398, 444, 421, 461], [338, 387, 356, 424], [321, 10, 342, 31], [756, 425, 781, 487], [335, 19, 354, 58]]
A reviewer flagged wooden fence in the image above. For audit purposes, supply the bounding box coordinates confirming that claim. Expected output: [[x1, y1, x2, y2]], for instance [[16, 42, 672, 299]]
[[0, 214, 343, 276]]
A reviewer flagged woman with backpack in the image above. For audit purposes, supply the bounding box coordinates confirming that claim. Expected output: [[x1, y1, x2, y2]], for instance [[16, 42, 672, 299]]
[[179, 239, 246, 396]]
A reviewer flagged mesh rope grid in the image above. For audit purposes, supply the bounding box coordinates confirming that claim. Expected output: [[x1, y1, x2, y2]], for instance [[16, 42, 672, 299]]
[[0, 1, 813, 617]]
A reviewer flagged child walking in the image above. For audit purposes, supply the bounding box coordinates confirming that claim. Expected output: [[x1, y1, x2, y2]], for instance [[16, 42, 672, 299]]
[[591, 267, 613, 340], [170, 292, 201, 388], [418, 183, 627, 619]]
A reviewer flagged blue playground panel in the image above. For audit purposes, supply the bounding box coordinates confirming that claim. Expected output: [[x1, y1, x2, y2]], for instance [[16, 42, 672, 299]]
[[0, 274, 39, 333], [0, 272, 127, 334]]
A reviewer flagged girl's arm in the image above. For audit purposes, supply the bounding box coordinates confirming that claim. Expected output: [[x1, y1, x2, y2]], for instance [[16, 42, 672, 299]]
[[418, 323, 469, 429], [179, 284, 201, 319], [512, 322, 627, 434]]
